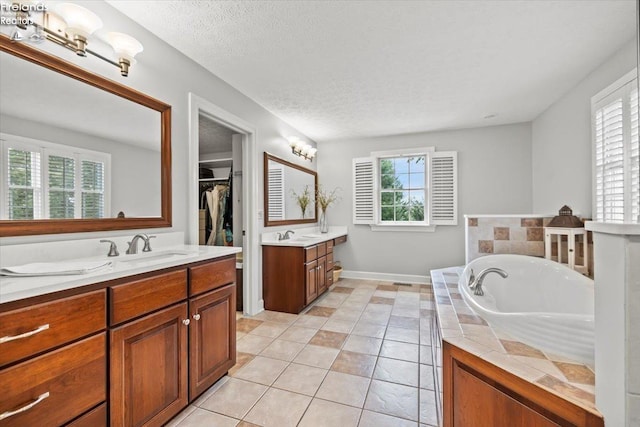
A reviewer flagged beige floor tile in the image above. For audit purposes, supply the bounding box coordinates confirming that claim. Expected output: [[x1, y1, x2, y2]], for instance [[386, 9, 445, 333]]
[[321, 318, 357, 334], [374, 290, 398, 299], [293, 344, 340, 369], [278, 326, 318, 344], [229, 353, 255, 376], [419, 389, 438, 426], [419, 364, 435, 390], [316, 371, 371, 407], [232, 356, 289, 386], [389, 315, 420, 330], [165, 405, 197, 427], [237, 332, 247, 341], [306, 306, 337, 317], [298, 398, 362, 427], [294, 314, 328, 329], [244, 388, 311, 427], [419, 345, 433, 365], [364, 380, 419, 422], [315, 293, 348, 308], [200, 378, 267, 419], [331, 307, 363, 321], [237, 318, 263, 333], [259, 339, 305, 361], [309, 330, 348, 349], [249, 322, 289, 338], [385, 326, 420, 344], [174, 408, 239, 427], [331, 350, 378, 378], [341, 300, 369, 311], [237, 422, 261, 427], [380, 340, 420, 362], [272, 362, 328, 396], [236, 334, 274, 355], [358, 410, 418, 427], [359, 311, 392, 325], [352, 320, 387, 339], [419, 329, 432, 346], [343, 335, 383, 355], [250, 310, 298, 325], [192, 376, 230, 407], [374, 357, 419, 387]]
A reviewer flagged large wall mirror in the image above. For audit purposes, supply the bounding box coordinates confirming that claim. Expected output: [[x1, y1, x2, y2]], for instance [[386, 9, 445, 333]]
[[264, 152, 317, 227], [0, 35, 171, 236]]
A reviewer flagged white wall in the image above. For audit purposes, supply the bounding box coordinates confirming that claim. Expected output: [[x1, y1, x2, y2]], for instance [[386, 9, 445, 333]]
[[0, 0, 316, 246], [532, 39, 637, 216], [317, 123, 533, 276], [1, 114, 161, 218]]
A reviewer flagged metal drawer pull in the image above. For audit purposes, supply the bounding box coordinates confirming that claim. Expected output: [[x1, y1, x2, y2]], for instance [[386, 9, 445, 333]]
[[0, 324, 49, 344], [193, 314, 201, 321], [182, 319, 190, 326], [0, 392, 50, 420]]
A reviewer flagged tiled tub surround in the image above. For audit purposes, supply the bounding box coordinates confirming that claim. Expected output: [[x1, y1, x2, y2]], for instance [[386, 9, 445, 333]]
[[431, 267, 601, 420], [168, 279, 439, 427], [465, 214, 594, 277]]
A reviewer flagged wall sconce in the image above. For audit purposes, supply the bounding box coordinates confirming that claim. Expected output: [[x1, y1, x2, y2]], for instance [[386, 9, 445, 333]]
[[7, 2, 143, 77], [288, 137, 317, 162]]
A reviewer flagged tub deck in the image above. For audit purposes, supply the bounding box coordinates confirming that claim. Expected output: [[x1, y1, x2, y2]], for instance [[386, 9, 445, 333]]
[[431, 266, 600, 416]]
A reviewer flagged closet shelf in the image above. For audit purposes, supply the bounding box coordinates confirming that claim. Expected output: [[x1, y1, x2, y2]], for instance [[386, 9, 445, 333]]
[[199, 158, 233, 169], [199, 177, 229, 182]]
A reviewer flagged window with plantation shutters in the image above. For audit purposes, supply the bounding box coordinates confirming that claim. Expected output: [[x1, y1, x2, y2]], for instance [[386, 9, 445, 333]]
[[352, 147, 457, 231], [592, 70, 639, 224], [267, 164, 285, 221], [1, 134, 110, 220]]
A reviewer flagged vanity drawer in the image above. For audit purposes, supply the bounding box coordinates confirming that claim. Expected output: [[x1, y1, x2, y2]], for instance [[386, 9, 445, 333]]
[[110, 270, 187, 325], [0, 290, 106, 367], [317, 242, 327, 258], [305, 246, 318, 263], [327, 252, 334, 271], [190, 256, 236, 296], [327, 240, 334, 253], [66, 403, 107, 427], [326, 272, 334, 288], [0, 333, 106, 427], [334, 235, 347, 245]]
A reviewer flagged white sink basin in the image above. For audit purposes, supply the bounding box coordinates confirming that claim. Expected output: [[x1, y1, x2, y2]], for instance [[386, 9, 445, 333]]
[[117, 250, 195, 265]]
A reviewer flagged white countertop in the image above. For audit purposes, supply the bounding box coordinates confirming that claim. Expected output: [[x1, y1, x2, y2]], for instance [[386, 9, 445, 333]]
[[585, 221, 640, 235], [0, 245, 241, 304], [261, 226, 348, 247]]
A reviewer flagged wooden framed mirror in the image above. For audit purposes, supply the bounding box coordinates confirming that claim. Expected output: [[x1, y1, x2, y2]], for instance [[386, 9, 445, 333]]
[[0, 34, 171, 236], [264, 152, 317, 227]]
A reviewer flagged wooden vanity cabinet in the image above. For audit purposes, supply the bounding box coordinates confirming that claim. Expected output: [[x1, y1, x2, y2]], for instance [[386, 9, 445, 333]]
[[188, 257, 237, 398], [0, 291, 107, 427], [263, 236, 346, 314]]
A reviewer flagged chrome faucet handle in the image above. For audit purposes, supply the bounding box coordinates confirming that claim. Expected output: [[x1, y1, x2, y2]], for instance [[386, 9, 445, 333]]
[[283, 230, 295, 239], [143, 235, 156, 252], [276, 232, 284, 241], [468, 268, 475, 288], [100, 239, 119, 257]]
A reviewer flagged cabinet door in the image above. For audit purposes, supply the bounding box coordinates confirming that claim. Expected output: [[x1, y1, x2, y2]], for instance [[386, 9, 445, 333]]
[[317, 256, 327, 295], [305, 260, 318, 305], [110, 303, 188, 427], [189, 284, 236, 399]]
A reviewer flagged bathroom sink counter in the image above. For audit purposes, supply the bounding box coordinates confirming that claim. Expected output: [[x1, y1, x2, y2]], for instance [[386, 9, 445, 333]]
[[431, 266, 601, 419], [261, 226, 347, 247], [0, 245, 241, 307]]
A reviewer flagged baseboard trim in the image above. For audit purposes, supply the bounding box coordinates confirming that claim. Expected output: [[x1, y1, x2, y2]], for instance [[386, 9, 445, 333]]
[[341, 270, 431, 284]]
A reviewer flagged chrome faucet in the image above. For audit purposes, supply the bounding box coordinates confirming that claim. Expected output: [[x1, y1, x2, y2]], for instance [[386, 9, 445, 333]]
[[126, 234, 156, 254], [277, 230, 295, 241], [100, 239, 119, 257], [469, 267, 508, 296]]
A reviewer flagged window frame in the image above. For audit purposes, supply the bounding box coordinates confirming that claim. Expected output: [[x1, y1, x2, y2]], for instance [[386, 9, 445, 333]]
[[0, 133, 111, 220], [371, 147, 436, 232], [591, 69, 639, 224]]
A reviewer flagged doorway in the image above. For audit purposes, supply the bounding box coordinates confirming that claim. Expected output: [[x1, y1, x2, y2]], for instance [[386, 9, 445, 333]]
[[188, 93, 261, 315]]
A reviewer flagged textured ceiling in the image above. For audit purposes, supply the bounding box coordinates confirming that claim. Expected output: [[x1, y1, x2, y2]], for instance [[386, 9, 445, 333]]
[[107, 0, 637, 142]]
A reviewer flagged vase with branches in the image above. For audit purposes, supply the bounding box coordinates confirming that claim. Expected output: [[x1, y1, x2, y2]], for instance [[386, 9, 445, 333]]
[[316, 185, 341, 233], [291, 185, 312, 219]]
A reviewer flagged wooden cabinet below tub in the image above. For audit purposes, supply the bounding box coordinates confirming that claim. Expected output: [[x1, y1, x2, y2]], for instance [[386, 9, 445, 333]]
[[263, 235, 346, 314]]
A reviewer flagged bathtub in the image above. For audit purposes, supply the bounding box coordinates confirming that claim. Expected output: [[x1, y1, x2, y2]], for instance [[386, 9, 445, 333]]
[[458, 254, 594, 366]]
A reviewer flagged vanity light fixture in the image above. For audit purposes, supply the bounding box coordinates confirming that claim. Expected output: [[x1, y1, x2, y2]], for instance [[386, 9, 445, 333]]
[[7, 2, 143, 77], [288, 136, 317, 162]]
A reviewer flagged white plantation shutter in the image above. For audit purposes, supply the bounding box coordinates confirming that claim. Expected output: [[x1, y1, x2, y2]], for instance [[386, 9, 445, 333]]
[[267, 165, 285, 221], [2, 142, 43, 219], [593, 73, 638, 223], [430, 151, 458, 225], [81, 159, 106, 219], [353, 157, 375, 224]]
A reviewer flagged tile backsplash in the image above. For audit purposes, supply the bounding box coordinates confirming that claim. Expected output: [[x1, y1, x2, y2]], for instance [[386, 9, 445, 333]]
[[465, 215, 593, 277]]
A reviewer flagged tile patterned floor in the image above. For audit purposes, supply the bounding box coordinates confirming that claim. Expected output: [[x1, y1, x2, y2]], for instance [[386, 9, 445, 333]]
[[168, 279, 437, 427]]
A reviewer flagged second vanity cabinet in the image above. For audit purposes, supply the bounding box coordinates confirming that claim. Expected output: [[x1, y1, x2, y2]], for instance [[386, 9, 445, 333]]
[[0, 254, 236, 427], [263, 235, 346, 314]]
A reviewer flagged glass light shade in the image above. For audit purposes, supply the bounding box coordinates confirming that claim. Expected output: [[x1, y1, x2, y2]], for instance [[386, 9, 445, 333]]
[[308, 148, 318, 157], [106, 32, 143, 62], [55, 3, 102, 38], [301, 145, 311, 155], [44, 11, 67, 35], [287, 137, 299, 148], [294, 140, 306, 150]]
